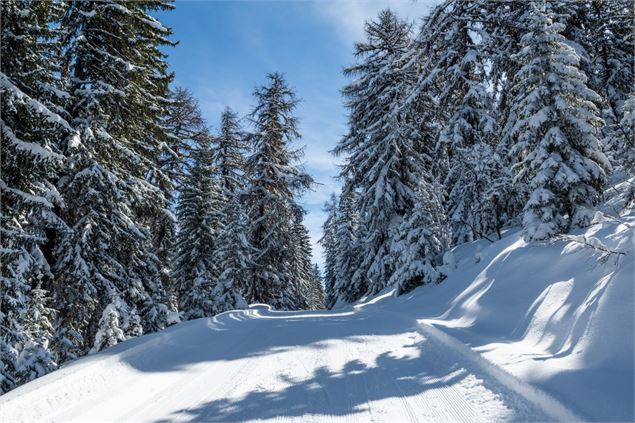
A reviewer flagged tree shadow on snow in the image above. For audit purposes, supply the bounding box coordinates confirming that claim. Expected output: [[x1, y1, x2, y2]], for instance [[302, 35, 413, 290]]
[[155, 343, 470, 422]]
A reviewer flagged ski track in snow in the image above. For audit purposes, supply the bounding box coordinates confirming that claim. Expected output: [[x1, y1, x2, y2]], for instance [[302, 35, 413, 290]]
[[0, 303, 582, 423]]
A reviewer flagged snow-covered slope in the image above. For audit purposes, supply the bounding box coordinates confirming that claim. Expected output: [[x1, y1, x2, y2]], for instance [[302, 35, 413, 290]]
[[1, 214, 632, 422], [381, 211, 634, 422]]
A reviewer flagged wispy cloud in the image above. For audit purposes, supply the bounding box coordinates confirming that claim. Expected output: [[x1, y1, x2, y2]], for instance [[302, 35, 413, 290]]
[[197, 85, 254, 129], [311, 0, 438, 46]]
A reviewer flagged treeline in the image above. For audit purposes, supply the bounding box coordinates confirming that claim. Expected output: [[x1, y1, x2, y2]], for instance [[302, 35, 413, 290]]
[[1, 1, 322, 394], [321, 1, 634, 308]]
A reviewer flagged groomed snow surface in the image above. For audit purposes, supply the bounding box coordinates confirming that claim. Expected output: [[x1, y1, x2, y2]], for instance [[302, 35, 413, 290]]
[[1, 213, 633, 422]]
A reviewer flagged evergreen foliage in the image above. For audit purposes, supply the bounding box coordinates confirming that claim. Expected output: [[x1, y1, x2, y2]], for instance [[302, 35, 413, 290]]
[[502, 2, 609, 241], [173, 135, 223, 319], [334, 10, 424, 297], [243, 73, 313, 310], [2, 0, 633, 395], [53, 0, 174, 358], [1, 0, 70, 392]]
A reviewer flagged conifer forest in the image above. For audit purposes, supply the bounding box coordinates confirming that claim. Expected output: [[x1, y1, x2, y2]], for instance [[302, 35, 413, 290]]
[[1, 1, 633, 421]]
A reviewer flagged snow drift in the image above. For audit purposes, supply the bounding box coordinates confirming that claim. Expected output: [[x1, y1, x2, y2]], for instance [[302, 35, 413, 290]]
[[376, 210, 634, 421]]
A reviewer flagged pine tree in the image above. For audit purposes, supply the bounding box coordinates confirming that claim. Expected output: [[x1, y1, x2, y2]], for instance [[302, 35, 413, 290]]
[[551, 1, 634, 172], [212, 198, 252, 313], [319, 195, 338, 309], [129, 1, 177, 303], [17, 287, 57, 385], [211, 107, 251, 313], [1, 0, 70, 391], [446, 143, 515, 243], [619, 95, 635, 176], [53, 0, 173, 358], [424, 5, 501, 244], [308, 264, 325, 310], [173, 134, 224, 320], [90, 296, 127, 354], [215, 108, 248, 195], [335, 10, 433, 296], [502, 2, 609, 241], [332, 184, 363, 304], [287, 211, 315, 309], [609, 94, 635, 210], [591, 0, 634, 173], [243, 73, 313, 309], [390, 179, 448, 295], [161, 87, 209, 294]]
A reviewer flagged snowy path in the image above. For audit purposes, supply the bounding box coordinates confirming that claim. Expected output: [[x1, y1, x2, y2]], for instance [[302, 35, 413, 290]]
[[1, 304, 579, 422]]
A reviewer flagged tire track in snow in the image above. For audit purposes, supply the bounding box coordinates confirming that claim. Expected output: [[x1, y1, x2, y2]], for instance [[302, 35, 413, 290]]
[[342, 335, 421, 423], [61, 324, 262, 422], [125, 324, 264, 422]]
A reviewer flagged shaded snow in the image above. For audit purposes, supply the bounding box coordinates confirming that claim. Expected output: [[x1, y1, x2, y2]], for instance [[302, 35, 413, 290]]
[[396, 210, 634, 422]]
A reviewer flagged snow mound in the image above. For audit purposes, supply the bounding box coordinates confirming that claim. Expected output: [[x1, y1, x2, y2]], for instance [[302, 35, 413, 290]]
[[371, 210, 634, 421]]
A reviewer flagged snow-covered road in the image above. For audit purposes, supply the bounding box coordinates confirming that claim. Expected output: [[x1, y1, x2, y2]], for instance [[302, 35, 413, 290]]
[[0, 303, 580, 422]]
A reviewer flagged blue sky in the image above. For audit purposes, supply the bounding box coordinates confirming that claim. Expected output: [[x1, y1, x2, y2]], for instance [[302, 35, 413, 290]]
[[157, 0, 437, 266]]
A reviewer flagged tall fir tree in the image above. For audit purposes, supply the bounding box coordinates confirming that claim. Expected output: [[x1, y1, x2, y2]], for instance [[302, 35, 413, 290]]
[[308, 264, 325, 310], [208, 108, 250, 314], [173, 134, 224, 319], [319, 195, 339, 309], [162, 87, 209, 297], [422, 2, 505, 244], [332, 183, 363, 304], [335, 10, 437, 296], [390, 179, 449, 295], [550, 1, 634, 173], [53, 0, 174, 359], [502, 2, 609, 241], [287, 211, 316, 309], [212, 197, 252, 312], [243, 73, 313, 310], [0, 0, 70, 392]]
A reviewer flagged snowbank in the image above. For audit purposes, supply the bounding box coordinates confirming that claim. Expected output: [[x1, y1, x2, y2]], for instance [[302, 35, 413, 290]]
[[365, 211, 634, 421]]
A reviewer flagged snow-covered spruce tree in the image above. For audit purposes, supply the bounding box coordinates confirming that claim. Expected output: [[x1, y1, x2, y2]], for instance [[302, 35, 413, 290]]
[[609, 94, 635, 210], [619, 95, 635, 175], [590, 1, 634, 174], [215, 108, 249, 195], [319, 194, 338, 309], [446, 143, 516, 244], [336, 10, 437, 296], [477, 1, 530, 129], [390, 178, 449, 295], [53, 0, 173, 358], [173, 133, 224, 320], [287, 211, 316, 310], [0, 0, 71, 392], [212, 197, 251, 313], [206, 107, 250, 314], [308, 264, 325, 310], [122, 1, 176, 332], [243, 73, 313, 310], [16, 287, 57, 385], [90, 296, 127, 354], [418, 2, 512, 244], [502, 2, 609, 241], [161, 87, 209, 295], [332, 183, 363, 304]]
